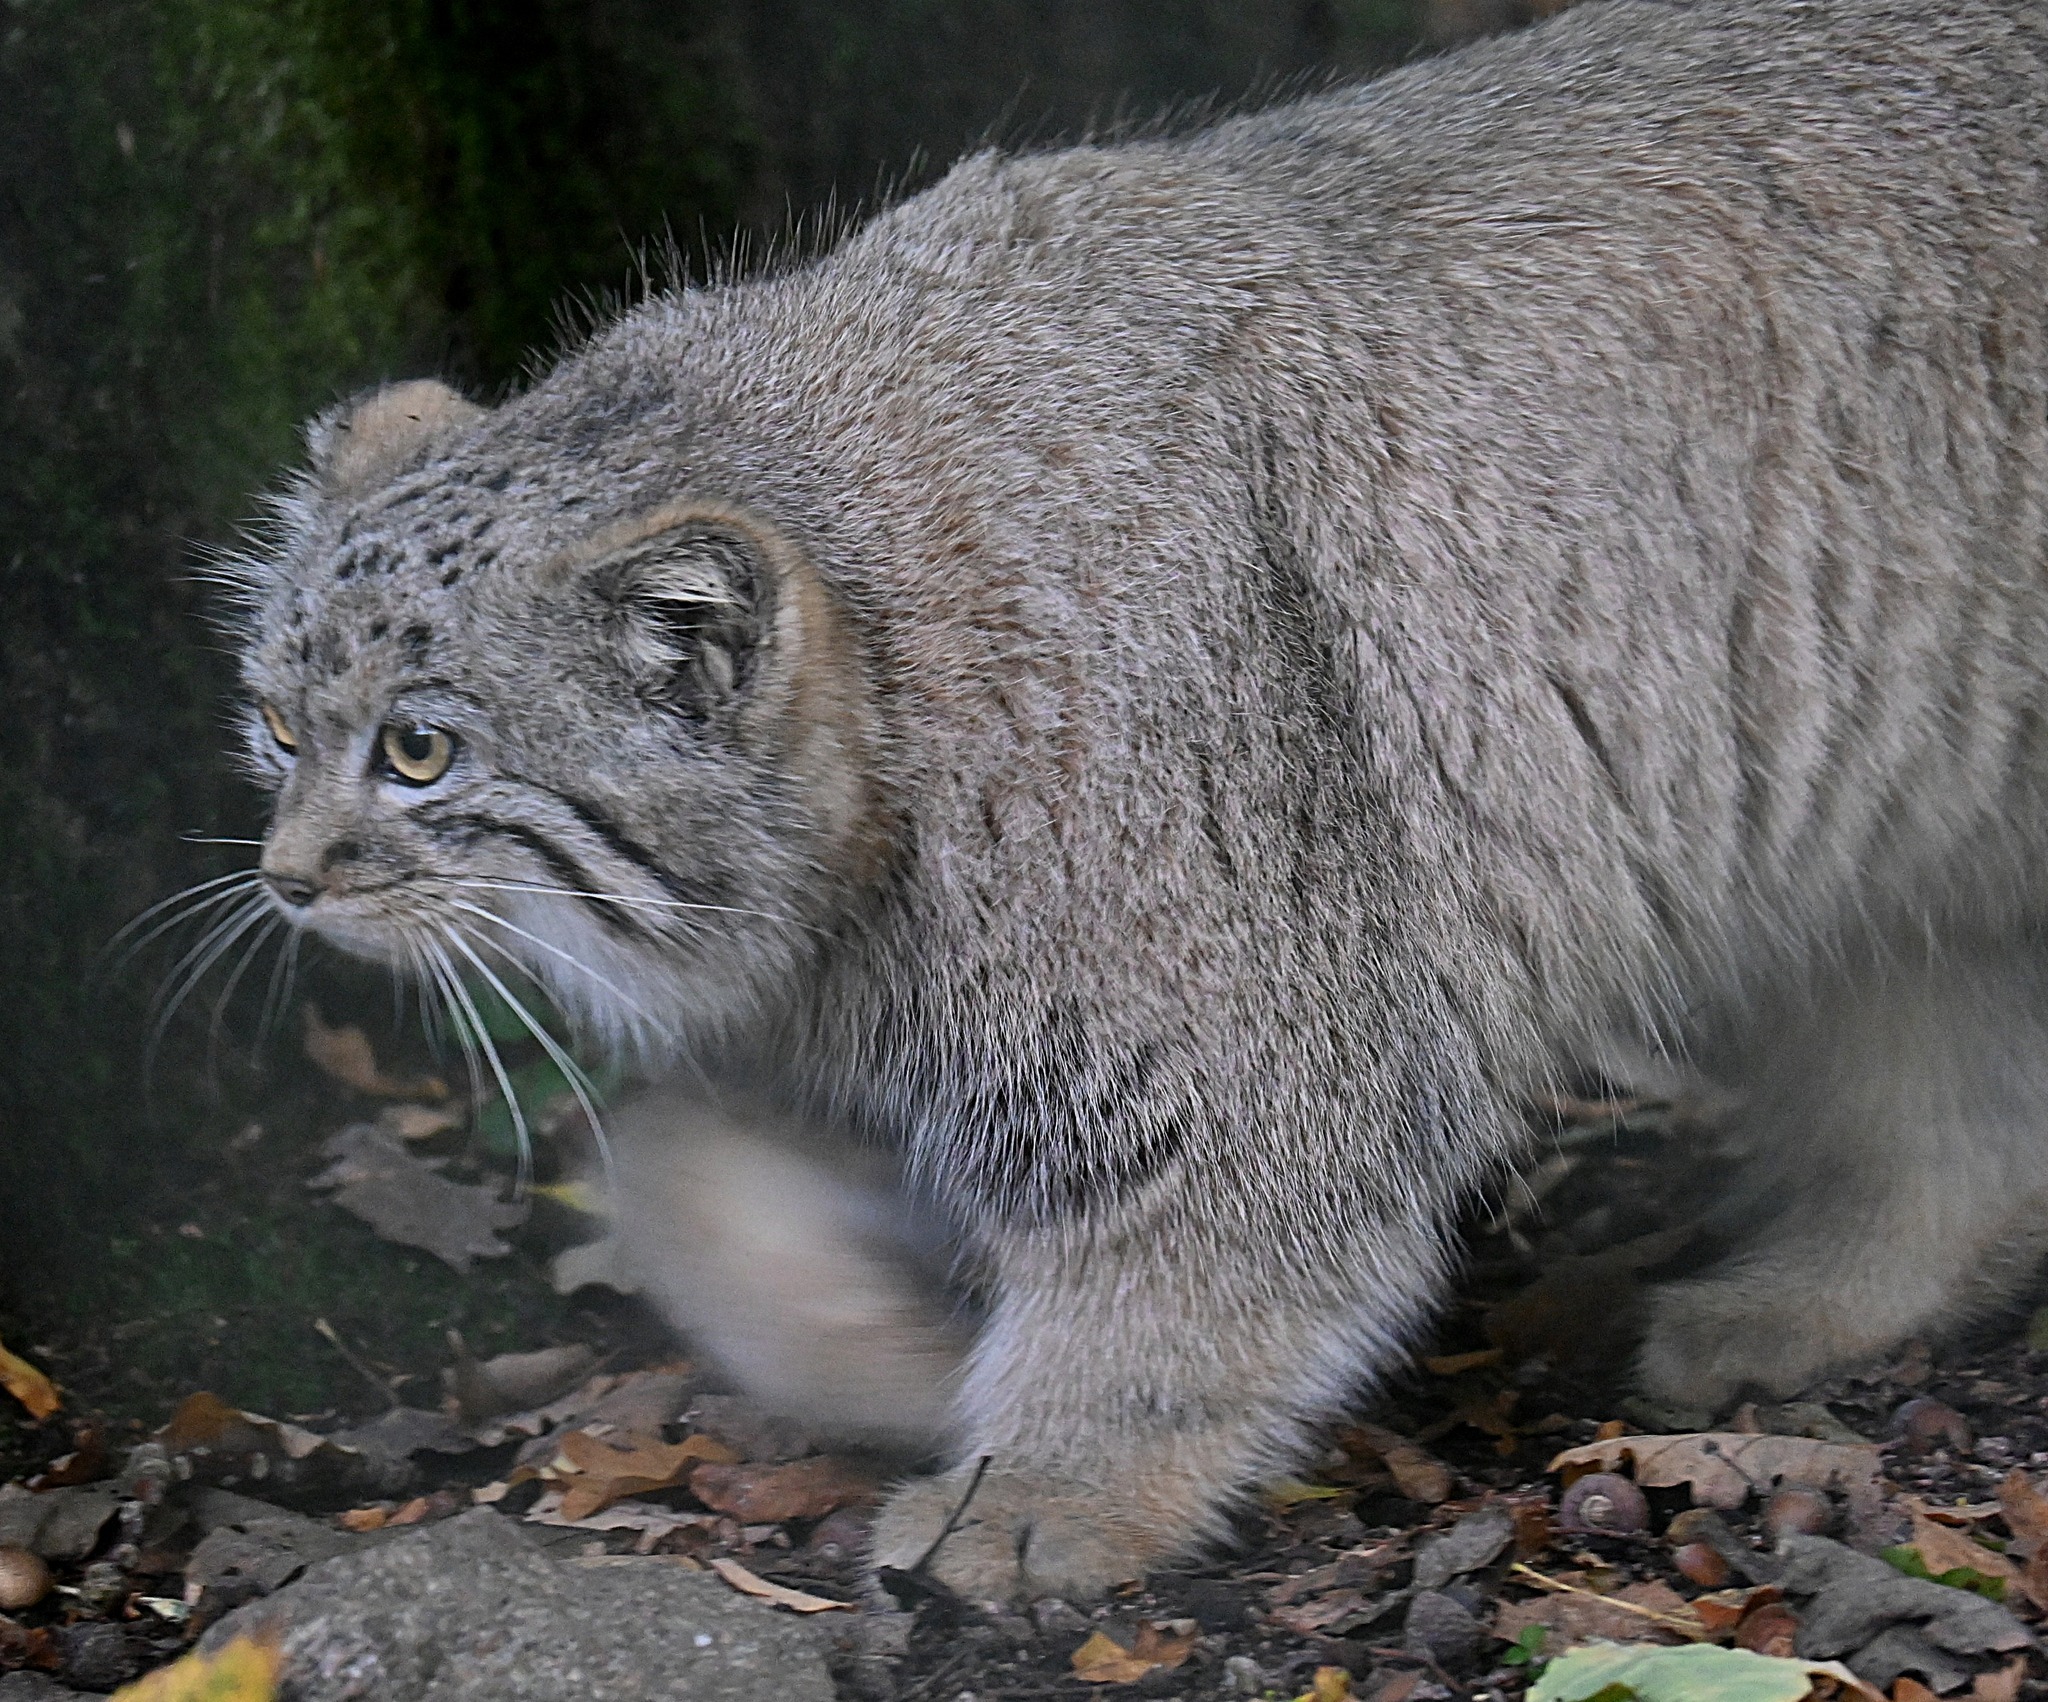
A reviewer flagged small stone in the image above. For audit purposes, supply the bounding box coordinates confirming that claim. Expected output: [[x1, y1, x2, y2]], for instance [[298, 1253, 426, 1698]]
[[1030, 1596, 1092, 1637], [1404, 1588, 1486, 1670], [74, 1560, 127, 1615], [849, 1611, 915, 1660], [57, 1622, 140, 1691], [1223, 1654, 1266, 1696]]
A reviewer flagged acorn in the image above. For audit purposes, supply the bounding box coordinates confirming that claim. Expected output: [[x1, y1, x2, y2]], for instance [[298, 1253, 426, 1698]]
[[1762, 1488, 1832, 1538], [0, 1546, 51, 1611], [1894, 1397, 1972, 1454], [1558, 1472, 1649, 1535], [1673, 1541, 1730, 1587]]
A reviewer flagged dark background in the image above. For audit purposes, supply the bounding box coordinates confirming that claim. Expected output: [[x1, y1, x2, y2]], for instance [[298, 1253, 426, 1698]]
[[0, 0, 1551, 1429]]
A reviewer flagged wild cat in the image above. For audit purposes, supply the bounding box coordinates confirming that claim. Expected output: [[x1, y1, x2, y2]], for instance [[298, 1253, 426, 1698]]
[[222, 0, 2048, 1602]]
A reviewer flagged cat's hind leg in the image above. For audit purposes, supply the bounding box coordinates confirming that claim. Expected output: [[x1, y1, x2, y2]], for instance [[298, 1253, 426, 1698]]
[[1638, 938, 2048, 1410]]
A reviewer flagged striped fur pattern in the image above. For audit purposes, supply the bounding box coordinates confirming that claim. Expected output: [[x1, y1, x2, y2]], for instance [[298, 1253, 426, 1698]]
[[226, 0, 2048, 1601]]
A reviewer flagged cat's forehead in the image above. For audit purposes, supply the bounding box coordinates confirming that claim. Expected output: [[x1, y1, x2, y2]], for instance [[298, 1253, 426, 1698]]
[[252, 477, 515, 710]]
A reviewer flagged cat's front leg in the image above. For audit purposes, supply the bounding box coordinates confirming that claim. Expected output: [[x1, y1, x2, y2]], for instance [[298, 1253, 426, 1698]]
[[868, 1193, 1452, 1604]]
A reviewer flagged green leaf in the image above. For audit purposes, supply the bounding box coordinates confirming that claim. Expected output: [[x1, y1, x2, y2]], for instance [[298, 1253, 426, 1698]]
[[1502, 1625, 1549, 1667], [1529, 1642, 1864, 1702], [1881, 1545, 2008, 1600]]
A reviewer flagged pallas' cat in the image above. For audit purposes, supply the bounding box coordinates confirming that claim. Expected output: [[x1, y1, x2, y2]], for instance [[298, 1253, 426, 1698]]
[[228, 0, 2048, 1602]]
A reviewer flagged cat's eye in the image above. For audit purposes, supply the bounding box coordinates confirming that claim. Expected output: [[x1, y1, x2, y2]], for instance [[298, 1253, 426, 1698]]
[[377, 722, 456, 786], [260, 702, 297, 753]]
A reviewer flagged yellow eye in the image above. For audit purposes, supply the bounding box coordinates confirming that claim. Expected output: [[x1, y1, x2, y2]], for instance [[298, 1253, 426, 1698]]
[[260, 702, 297, 752], [379, 722, 456, 786]]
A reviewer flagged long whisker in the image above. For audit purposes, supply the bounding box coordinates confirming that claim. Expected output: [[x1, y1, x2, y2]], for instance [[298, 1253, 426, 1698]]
[[146, 896, 272, 1069], [107, 870, 263, 962], [257, 923, 303, 1050], [208, 912, 283, 1053], [444, 899, 654, 1021], [149, 893, 269, 1025], [428, 938, 533, 1194], [408, 935, 483, 1114], [179, 835, 265, 847], [444, 877, 822, 934], [444, 925, 618, 1198]]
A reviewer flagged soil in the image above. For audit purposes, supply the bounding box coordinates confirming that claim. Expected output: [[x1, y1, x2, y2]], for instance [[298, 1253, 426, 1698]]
[[5, 1009, 2048, 1701]]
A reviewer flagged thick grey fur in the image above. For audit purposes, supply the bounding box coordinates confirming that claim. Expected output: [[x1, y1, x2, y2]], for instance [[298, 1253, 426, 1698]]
[[229, 0, 2048, 1602]]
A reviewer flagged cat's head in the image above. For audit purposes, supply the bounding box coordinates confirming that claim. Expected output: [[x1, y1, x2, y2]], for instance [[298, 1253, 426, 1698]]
[[229, 378, 879, 1060]]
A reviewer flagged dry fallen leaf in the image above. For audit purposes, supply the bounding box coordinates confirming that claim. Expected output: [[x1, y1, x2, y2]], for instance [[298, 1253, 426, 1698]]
[[108, 1633, 282, 1701], [307, 1123, 525, 1273], [0, 1335, 60, 1422], [303, 1005, 447, 1100], [443, 1338, 599, 1423], [1998, 1470, 2048, 1557], [1070, 1621, 1198, 1683], [706, 1555, 853, 1613], [546, 1429, 736, 1521], [689, 1455, 877, 1523], [1498, 1568, 1704, 1651], [1343, 1423, 1455, 1503], [1971, 1656, 2027, 1702], [1547, 1432, 1880, 1511], [1906, 1505, 2021, 1592], [157, 1391, 332, 1462], [378, 1102, 462, 1141]]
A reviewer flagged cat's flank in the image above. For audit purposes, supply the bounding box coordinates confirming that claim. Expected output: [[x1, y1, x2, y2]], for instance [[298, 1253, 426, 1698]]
[[230, 0, 2048, 1603]]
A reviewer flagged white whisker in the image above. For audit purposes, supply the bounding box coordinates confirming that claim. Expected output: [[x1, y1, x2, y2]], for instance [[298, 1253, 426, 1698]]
[[429, 938, 534, 1194], [442, 926, 617, 1198], [444, 898, 654, 1021], [444, 877, 821, 935], [109, 869, 263, 960]]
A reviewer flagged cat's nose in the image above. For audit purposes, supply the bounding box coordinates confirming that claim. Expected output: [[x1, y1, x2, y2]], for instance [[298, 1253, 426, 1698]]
[[263, 868, 324, 908]]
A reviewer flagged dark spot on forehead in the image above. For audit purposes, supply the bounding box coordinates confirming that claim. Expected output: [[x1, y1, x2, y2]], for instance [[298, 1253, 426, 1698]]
[[403, 624, 434, 661], [368, 618, 389, 640], [440, 566, 464, 587]]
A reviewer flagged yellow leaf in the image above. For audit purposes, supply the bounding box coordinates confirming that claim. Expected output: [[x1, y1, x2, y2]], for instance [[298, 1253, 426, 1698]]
[[109, 1634, 282, 1702], [0, 1334, 60, 1421], [1297, 1668, 1353, 1702], [1263, 1476, 1350, 1509], [1071, 1622, 1197, 1683]]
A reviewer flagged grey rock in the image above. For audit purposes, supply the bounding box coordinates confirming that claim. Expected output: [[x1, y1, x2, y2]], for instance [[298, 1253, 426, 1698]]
[[56, 1622, 141, 1690], [1403, 1588, 1486, 1669], [0, 1674, 90, 1699], [199, 1506, 834, 1700], [1222, 1653, 1267, 1696], [1778, 1532, 2034, 1661], [185, 1505, 369, 1603], [0, 1486, 122, 1564], [1850, 1625, 1974, 1693], [1028, 1596, 1091, 1638], [1411, 1504, 1515, 1592]]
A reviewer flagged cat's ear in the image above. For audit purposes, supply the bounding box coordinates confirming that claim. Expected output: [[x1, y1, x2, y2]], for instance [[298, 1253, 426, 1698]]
[[306, 380, 486, 496], [582, 511, 777, 716]]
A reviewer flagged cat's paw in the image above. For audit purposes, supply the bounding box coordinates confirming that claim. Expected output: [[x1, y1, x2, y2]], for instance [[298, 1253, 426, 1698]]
[[1637, 1277, 1830, 1410], [868, 1465, 1182, 1606]]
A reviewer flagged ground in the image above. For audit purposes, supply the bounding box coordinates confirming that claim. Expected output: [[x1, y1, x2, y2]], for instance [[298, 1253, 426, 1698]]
[[4, 997, 2048, 1701]]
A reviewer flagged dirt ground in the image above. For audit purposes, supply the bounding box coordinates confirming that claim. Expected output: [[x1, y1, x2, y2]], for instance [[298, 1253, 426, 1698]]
[[6, 1027, 2048, 1701]]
